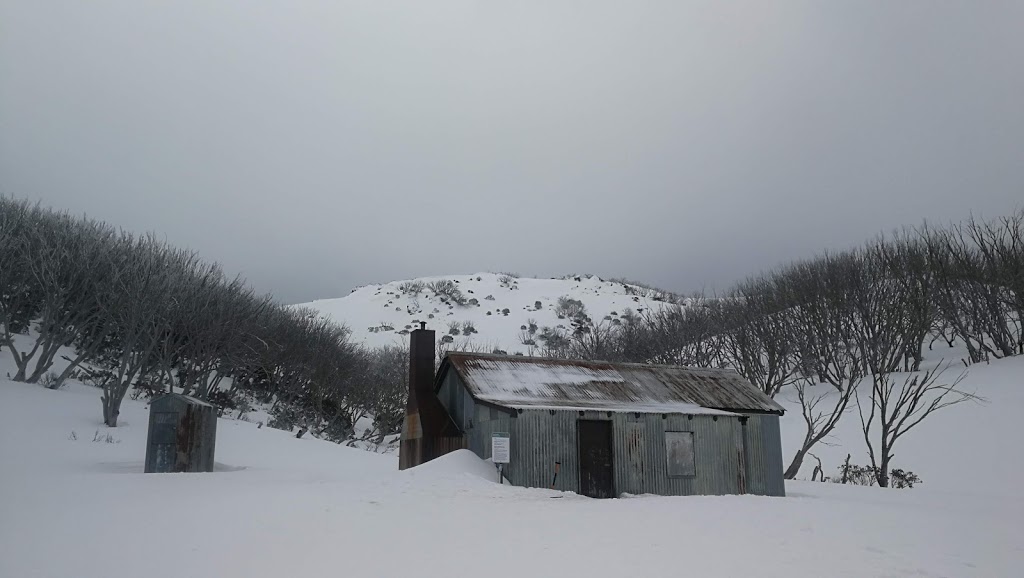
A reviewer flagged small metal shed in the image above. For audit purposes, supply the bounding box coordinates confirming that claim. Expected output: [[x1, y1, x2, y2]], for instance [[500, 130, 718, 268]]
[[144, 393, 217, 473]]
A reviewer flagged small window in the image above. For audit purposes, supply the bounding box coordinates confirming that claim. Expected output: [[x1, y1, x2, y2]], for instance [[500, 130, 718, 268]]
[[665, 431, 695, 477]]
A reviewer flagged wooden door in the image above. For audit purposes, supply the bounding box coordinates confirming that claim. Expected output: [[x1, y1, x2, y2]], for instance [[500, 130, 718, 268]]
[[578, 420, 615, 498]]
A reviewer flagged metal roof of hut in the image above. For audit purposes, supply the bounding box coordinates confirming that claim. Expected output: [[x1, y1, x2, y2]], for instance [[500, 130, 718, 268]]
[[439, 353, 785, 415]]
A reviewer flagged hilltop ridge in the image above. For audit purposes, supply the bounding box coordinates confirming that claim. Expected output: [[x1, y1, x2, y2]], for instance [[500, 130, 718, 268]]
[[299, 273, 685, 353]]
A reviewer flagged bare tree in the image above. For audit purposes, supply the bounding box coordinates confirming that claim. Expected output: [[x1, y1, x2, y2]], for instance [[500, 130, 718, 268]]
[[616, 301, 723, 367], [715, 277, 800, 397], [856, 365, 978, 487], [778, 253, 865, 479], [0, 198, 45, 378], [965, 211, 1024, 355], [22, 216, 119, 385], [97, 236, 180, 427], [342, 345, 409, 449], [924, 218, 1017, 363], [868, 232, 936, 372]]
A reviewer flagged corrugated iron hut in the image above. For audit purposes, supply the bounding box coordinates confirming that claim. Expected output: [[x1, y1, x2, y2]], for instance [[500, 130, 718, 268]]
[[399, 324, 786, 498], [144, 393, 217, 473]]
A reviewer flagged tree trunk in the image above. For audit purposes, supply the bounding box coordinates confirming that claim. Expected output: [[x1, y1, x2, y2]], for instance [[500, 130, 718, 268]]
[[784, 446, 809, 479], [26, 341, 62, 384], [7, 343, 29, 381], [877, 454, 891, 488], [101, 394, 119, 427], [52, 351, 91, 388]]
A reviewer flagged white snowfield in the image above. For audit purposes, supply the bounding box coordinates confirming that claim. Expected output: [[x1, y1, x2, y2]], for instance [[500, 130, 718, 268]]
[[2, 354, 1022, 577], [300, 272, 680, 353]]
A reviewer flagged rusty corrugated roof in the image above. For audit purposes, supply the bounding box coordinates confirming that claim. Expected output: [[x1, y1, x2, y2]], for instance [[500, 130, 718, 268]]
[[440, 353, 784, 415]]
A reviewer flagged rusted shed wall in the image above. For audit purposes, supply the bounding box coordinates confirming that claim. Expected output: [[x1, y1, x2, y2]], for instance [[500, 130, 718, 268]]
[[144, 394, 217, 473]]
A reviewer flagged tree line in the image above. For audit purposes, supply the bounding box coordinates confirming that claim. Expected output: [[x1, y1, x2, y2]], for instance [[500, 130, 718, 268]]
[[526, 210, 1022, 486], [0, 197, 406, 446]]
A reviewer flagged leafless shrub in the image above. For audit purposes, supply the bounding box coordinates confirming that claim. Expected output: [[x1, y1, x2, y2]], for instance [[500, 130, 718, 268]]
[[40, 371, 64, 390], [398, 280, 425, 295], [428, 280, 467, 306], [92, 430, 120, 444]]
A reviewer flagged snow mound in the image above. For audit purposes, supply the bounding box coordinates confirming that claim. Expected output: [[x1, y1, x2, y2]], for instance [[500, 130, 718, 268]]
[[402, 448, 503, 482]]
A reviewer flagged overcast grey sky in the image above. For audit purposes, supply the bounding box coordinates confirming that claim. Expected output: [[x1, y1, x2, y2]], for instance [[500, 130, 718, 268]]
[[2, 1, 1021, 304]]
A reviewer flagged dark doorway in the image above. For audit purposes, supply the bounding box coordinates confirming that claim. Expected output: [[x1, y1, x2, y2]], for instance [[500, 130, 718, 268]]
[[578, 420, 615, 498]]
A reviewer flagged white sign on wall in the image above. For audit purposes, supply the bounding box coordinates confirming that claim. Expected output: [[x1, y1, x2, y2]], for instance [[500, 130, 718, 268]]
[[491, 432, 510, 464]]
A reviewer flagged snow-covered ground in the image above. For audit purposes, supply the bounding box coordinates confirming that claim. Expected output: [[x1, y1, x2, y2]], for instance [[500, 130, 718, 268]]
[[778, 349, 1024, 499], [2, 348, 1021, 577], [299, 272, 680, 353]]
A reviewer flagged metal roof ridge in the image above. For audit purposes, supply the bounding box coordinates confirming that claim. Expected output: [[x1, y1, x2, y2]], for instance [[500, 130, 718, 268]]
[[442, 351, 742, 374]]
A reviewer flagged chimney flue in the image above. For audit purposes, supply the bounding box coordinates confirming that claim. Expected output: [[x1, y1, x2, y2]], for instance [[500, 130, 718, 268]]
[[409, 323, 435, 395], [400, 320, 459, 470]]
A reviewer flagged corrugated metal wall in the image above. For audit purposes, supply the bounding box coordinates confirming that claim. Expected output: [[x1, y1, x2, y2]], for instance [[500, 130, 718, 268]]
[[741, 414, 786, 496], [505, 410, 578, 491], [442, 372, 785, 497], [471, 408, 749, 496], [615, 412, 744, 496]]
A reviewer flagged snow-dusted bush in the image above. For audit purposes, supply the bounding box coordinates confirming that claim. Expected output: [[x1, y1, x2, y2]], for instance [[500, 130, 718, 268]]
[[428, 280, 468, 306], [554, 296, 587, 319], [831, 458, 921, 489], [128, 381, 165, 401], [207, 390, 239, 415], [40, 371, 64, 390], [397, 280, 425, 295], [268, 404, 301, 432]]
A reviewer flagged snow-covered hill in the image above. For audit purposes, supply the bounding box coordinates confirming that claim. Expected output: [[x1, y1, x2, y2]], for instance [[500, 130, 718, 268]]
[[299, 273, 682, 353]]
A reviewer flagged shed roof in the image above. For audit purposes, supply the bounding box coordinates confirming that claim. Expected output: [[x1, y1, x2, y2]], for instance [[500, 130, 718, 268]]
[[439, 353, 784, 415], [152, 392, 215, 408]]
